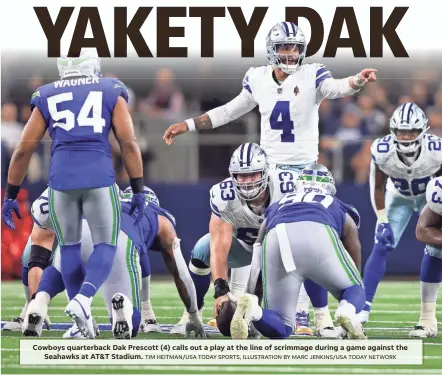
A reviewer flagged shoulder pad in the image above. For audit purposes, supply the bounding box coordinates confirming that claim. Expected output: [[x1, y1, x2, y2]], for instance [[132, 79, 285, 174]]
[[335, 198, 360, 228], [30, 188, 53, 231], [210, 178, 234, 218], [109, 78, 129, 103], [426, 177, 442, 215], [314, 63, 333, 89], [371, 135, 394, 165], [425, 135, 442, 160]]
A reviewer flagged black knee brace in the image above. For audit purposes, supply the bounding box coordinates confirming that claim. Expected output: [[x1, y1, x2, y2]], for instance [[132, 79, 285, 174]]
[[28, 245, 52, 271]]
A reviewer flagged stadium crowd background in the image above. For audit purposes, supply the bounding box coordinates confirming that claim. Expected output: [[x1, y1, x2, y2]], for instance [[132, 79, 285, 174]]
[[2, 53, 441, 279]]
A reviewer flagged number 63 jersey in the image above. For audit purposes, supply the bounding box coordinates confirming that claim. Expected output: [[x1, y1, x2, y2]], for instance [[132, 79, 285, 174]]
[[30, 77, 129, 191], [209, 169, 298, 252], [371, 134, 442, 199]]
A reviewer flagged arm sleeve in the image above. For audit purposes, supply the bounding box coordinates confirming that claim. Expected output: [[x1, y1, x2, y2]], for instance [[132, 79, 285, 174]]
[[30, 88, 43, 112], [315, 64, 361, 99], [206, 89, 257, 129]]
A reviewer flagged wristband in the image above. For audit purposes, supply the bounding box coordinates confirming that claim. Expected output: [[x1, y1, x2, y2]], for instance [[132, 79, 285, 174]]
[[376, 208, 388, 223], [5, 183, 20, 200], [214, 278, 230, 298], [130, 178, 144, 194], [352, 73, 365, 87], [185, 118, 196, 132]]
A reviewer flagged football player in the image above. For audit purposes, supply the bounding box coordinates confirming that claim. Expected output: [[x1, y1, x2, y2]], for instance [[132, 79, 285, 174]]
[[1, 49, 146, 338], [411, 177, 442, 337], [171, 143, 337, 337], [164, 21, 376, 324], [230, 164, 366, 340], [360, 103, 442, 324], [22, 186, 205, 339]]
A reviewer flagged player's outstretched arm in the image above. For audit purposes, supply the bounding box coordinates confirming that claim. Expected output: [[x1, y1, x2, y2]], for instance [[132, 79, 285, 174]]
[[416, 205, 442, 246], [112, 97, 144, 180], [371, 161, 388, 219], [163, 89, 257, 145], [342, 214, 362, 271], [28, 225, 55, 298]]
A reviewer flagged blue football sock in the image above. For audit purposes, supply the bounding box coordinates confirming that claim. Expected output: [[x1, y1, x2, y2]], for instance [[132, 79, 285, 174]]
[[131, 308, 141, 338], [189, 266, 210, 310], [362, 242, 391, 311], [420, 253, 442, 283], [140, 251, 151, 278], [304, 279, 328, 308], [60, 243, 85, 300], [340, 285, 366, 313], [37, 266, 66, 299], [21, 266, 29, 288], [79, 243, 117, 298], [253, 309, 293, 339]]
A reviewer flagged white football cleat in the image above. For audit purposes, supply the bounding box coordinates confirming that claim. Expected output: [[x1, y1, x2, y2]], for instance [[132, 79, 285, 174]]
[[356, 310, 370, 324], [335, 301, 367, 340], [140, 319, 162, 333], [315, 308, 338, 338], [65, 295, 95, 339], [64, 319, 100, 339], [409, 319, 438, 338], [22, 299, 48, 337], [230, 294, 260, 340], [170, 307, 203, 335], [317, 327, 339, 338], [112, 293, 133, 339], [3, 317, 24, 332]]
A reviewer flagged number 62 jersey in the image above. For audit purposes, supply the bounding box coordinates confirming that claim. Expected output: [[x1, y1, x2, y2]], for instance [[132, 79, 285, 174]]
[[371, 134, 442, 199], [209, 169, 298, 251]]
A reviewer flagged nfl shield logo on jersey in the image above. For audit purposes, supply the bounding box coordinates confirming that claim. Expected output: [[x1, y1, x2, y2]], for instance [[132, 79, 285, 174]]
[[294, 86, 300, 96], [277, 87, 283, 94]]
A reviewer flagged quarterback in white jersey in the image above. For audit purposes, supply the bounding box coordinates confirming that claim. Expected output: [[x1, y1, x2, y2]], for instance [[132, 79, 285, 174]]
[[360, 103, 442, 324], [171, 143, 337, 338], [164, 21, 377, 168], [412, 176, 442, 337]]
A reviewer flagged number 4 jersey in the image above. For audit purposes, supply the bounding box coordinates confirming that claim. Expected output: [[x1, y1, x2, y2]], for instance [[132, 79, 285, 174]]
[[30, 77, 129, 190], [210, 169, 298, 251], [371, 134, 442, 199]]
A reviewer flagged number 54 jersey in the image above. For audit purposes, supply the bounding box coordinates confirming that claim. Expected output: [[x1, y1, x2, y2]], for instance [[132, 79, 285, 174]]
[[371, 134, 442, 199], [30, 77, 129, 191], [209, 169, 298, 251]]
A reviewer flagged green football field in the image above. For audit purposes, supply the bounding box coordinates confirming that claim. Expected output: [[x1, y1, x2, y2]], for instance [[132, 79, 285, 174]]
[[1, 280, 441, 374]]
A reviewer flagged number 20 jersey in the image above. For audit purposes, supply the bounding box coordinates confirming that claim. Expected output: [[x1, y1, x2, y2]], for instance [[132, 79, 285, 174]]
[[243, 63, 331, 166], [371, 134, 442, 199], [30, 77, 129, 191], [209, 169, 298, 252]]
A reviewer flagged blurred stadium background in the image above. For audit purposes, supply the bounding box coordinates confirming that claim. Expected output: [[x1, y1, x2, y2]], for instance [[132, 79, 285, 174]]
[[2, 53, 442, 280]]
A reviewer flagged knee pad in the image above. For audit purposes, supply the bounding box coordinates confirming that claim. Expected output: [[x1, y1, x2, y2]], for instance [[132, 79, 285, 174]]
[[28, 245, 52, 271]]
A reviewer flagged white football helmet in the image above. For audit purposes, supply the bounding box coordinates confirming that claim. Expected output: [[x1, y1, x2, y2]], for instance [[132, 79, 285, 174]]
[[57, 48, 101, 79], [390, 102, 429, 155], [123, 185, 160, 206], [229, 143, 269, 201], [266, 22, 307, 74], [297, 163, 337, 196]]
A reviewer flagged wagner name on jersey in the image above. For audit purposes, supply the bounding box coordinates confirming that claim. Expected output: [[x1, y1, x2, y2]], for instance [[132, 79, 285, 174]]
[[371, 134, 442, 199], [209, 169, 298, 251]]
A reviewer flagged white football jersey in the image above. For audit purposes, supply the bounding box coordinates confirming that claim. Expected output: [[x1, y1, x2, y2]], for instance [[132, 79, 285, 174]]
[[371, 134, 442, 199], [243, 64, 332, 165], [209, 169, 298, 251], [426, 176, 442, 215]]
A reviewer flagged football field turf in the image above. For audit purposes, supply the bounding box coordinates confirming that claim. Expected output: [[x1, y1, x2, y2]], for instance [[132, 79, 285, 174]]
[[1, 280, 441, 374]]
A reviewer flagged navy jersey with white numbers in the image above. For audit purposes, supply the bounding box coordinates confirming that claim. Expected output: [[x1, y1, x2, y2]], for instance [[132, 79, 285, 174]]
[[266, 192, 360, 239], [120, 200, 176, 255], [30, 77, 129, 190]]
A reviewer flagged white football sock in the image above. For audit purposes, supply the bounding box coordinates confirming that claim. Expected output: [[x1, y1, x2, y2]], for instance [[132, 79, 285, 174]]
[[141, 275, 151, 302], [296, 283, 310, 312]]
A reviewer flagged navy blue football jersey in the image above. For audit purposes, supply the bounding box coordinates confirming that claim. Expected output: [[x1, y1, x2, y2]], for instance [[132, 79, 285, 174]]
[[265, 192, 360, 239], [120, 200, 176, 255], [30, 77, 129, 190]]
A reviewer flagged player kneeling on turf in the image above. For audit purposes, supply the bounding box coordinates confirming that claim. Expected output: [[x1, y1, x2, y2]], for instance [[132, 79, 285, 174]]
[[230, 164, 366, 340]]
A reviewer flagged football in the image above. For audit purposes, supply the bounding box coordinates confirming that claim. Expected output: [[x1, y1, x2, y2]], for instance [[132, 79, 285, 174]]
[[216, 300, 237, 337]]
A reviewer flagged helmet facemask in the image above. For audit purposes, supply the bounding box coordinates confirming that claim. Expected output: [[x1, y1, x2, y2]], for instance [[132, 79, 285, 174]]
[[271, 42, 306, 74], [231, 170, 269, 201], [391, 128, 428, 155]]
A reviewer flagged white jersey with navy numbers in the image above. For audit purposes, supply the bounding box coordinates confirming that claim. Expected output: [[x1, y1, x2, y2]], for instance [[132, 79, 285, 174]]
[[371, 134, 442, 199], [209, 169, 298, 251], [242, 64, 335, 165]]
